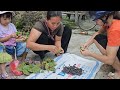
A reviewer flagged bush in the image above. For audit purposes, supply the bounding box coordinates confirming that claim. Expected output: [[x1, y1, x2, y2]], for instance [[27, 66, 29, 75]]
[[13, 11, 45, 34], [62, 15, 77, 29]]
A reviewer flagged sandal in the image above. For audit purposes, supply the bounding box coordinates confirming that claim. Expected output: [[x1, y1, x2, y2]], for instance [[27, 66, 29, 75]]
[[5, 62, 11, 67], [1, 73, 11, 79], [107, 72, 120, 79]]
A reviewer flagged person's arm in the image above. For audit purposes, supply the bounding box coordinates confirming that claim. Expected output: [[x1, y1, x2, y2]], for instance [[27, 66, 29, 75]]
[[53, 24, 64, 55], [82, 26, 105, 49], [26, 28, 50, 51], [81, 46, 119, 65], [55, 35, 61, 48], [26, 28, 59, 54], [0, 33, 16, 42], [55, 35, 64, 54]]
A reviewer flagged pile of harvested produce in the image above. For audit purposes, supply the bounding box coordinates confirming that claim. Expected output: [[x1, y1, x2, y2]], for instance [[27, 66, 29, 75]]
[[17, 62, 41, 75], [41, 57, 56, 72], [62, 64, 83, 76], [0, 52, 12, 63], [17, 57, 56, 76]]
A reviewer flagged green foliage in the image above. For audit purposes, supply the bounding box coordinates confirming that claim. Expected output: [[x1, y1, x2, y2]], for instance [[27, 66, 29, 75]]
[[13, 11, 44, 33], [16, 31, 29, 39], [62, 16, 77, 29]]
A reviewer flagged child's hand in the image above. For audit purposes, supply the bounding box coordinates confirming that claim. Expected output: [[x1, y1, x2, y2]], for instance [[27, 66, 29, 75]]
[[16, 36, 27, 42], [10, 33, 17, 38], [21, 36, 27, 41], [16, 35, 22, 39]]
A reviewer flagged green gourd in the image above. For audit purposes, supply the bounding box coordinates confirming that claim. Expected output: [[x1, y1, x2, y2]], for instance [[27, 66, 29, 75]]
[[0, 43, 12, 63]]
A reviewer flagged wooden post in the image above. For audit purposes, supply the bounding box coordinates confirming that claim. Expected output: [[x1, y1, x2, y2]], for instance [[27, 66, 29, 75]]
[[75, 11, 78, 26]]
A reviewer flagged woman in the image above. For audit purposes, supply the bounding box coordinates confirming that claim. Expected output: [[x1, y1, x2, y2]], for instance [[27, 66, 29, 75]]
[[27, 11, 72, 60], [80, 11, 120, 79]]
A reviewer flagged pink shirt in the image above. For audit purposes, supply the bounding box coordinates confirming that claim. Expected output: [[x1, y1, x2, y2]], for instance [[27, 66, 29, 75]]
[[0, 23, 17, 46]]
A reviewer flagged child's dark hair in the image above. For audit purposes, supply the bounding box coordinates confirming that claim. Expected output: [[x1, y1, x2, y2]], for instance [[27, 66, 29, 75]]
[[0, 12, 12, 19], [47, 11, 62, 20]]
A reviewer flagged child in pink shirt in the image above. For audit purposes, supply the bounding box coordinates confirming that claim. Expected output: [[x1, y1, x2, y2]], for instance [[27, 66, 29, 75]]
[[0, 11, 29, 79]]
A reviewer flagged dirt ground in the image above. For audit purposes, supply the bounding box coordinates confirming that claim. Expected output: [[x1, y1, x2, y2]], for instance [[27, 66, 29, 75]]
[[5, 28, 114, 79]]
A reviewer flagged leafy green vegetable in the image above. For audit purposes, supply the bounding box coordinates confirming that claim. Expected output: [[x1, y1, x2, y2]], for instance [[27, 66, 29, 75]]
[[42, 57, 56, 72], [17, 57, 56, 75], [0, 53, 12, 63], [17, 62, 41, 76]]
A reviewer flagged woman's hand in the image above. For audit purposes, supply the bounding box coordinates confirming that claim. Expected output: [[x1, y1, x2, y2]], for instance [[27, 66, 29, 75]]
[[56, 47, 64, 56], [49, 45, 59, 54]]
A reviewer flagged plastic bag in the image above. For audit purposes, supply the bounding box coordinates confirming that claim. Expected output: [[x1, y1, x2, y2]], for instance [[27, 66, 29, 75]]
[[10, 60, 23, 76]]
